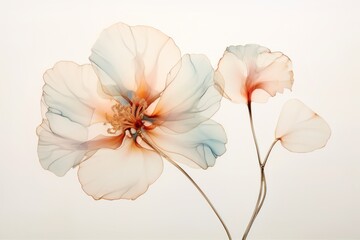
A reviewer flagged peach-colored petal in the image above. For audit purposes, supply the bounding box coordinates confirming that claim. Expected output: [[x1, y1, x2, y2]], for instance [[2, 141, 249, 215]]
[[145, 120, 227, 169], [36, 119, 123, 176], [45, 112, 88, 142], [275, 99, 331, 153], [37, 120, 88, 177], [78, 137, 163, 200], [215, 44, 294, 103], [43, 61, 114, 125], [151, 54, 221, 132], [90, 22, 181, 103], [37, 119, 123, 177]]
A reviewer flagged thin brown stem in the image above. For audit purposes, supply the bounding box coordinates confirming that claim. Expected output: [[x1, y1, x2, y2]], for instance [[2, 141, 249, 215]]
[[247, 103, 262, 166], [254, 140, 278, 218], [138, 131, 232, 240], [242, 167, 265, 240], [263, 139, 279, 168], [255, 140, 278, 217], [242, 104, 278, 240], [255, 168, 267, 217]]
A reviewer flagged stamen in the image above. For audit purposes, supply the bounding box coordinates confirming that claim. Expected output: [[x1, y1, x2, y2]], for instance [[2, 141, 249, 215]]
[[106, 98, 149, 135], [106, 104, 134, 134]]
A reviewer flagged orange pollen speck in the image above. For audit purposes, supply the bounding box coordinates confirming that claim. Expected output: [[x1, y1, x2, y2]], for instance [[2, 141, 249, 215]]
[[106, 98, 148, 134]]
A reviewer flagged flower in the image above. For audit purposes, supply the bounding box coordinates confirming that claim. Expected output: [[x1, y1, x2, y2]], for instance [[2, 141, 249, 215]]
[[37, 23, 227, 200], [214, 44, 294, 104], [275, 99, 331, 153]]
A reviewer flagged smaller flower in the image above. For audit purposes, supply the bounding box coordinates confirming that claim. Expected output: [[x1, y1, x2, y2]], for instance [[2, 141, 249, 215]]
[[275, 99, 331, 153], [215, 44, 294, 104]]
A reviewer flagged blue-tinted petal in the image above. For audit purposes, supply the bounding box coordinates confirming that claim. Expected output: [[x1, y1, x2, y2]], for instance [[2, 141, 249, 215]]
[[146, 120, 227, 169], [90, 22, 181, 102], [152, 54, 222, 133], [37, 120, 88, 176], [43, 61, 113, 126], [37, 119, 124, 177]]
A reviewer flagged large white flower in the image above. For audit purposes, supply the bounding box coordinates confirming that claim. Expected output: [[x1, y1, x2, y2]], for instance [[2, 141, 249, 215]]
[[37, 23, 226, 200]]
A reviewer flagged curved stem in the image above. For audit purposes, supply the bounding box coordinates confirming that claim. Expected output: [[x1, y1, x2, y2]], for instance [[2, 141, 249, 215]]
[[263, 139, 279, 168], [165, 158, 232, 240], [252, 140, 278, 222], [242, 167, 265, 240], [255, 170, 267, 217], [247, 103, 262, 165], [243, 104, 278, 240], [138, 132, 232, 240], [254, 140, 278, 218]]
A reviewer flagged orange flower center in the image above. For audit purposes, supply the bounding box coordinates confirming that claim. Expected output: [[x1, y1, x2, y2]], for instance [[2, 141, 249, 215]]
[[106, 98, 148, 135]]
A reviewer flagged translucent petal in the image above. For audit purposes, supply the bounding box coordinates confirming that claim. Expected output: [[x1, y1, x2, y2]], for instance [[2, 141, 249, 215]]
[[37, 120, 88, 177], [90, 22, 181, 102], [37, 120, 123, 177], [78, 138, 163, 200], [275, 99, 331, 153], [215, 44, 294, 103], [152, 54, 221, 132], [43, 61, 113, 126], [146, 120, 227, 169], [46, 112, 88, 142]]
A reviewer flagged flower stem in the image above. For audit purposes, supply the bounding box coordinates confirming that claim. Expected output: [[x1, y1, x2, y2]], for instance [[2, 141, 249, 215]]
[[138, 132, 232, 240], [247, 103, 262, 166], [263, 139, 279, 168], [165, 158, 232, 240], [242, 104, 278, 240], [242, 167, 266, 240]]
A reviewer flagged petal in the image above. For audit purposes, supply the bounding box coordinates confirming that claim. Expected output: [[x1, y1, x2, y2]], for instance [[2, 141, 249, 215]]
[[37, 120, 123, 177], [78, 138, 163, 200], [152, 54, 221, 132], [37, 120, 88, 177], [46, 112, 88, 142], [90, 22, 181, 102], [145, 120, 227, 169], [43, 61, 113, 126], [215, 44, 294, 103], [275, 99, 331, 153]]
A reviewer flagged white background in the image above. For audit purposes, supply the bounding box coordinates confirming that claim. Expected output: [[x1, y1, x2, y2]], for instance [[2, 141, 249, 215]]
[[1, 0, 359, 239]]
